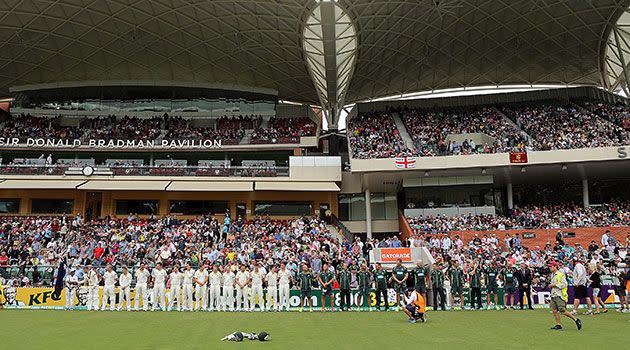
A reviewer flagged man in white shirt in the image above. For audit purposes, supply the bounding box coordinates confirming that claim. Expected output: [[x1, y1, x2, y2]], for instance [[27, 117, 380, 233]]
[[208, 264, 223, 311], [278, 262, 292, 311], [194, 264, 209, 311], [168, 264, 183, 311], [134, 263, 151, 311], [265, 265, 279, 311], [182, 264, 195, 311], [64, 268, 79, 310], [84, 265, 100, 311], [101, 264, 118, 311], [235, 265, 251, 311], [222, 266, 236, 311], [118, 266, 132, 311], [250, 263, 265, 312], [571, 259, 593, 314], [152, 263, 168, 311]]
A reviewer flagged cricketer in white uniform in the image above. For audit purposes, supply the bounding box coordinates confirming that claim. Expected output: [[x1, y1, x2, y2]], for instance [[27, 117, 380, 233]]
[[64, 268, 79, 309], [235, 265, 251, 311], [118, 266, 132, 311], [208, 265, 222, 311], [250, 264, 265, 312], [101, 265, 118, 311], [182, 264, 195, 311], [134, 264, 151, 311], [85, 265, 100, 311], [278, 263, 292, 311], [152, 263, 168, 311], [168, 265, 183, 311], [222, 267, 236, 311], [266, 266, 279, 311], [194, 265, 209, 311]]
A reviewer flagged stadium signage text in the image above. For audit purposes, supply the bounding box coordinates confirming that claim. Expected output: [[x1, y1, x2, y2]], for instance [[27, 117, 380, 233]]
[[0, 137, 223, 149], [618, 146, 629, 158]]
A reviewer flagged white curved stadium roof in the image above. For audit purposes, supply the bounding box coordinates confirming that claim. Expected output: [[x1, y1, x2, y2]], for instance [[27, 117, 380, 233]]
[[1, 0, 629, 112]]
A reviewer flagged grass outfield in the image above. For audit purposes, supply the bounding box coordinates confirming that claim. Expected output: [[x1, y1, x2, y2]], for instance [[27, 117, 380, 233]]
[[1, 309, 628, 349]]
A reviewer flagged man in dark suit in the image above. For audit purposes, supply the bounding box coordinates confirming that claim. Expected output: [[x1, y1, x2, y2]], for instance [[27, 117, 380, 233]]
[[515, 262, 534, 310]]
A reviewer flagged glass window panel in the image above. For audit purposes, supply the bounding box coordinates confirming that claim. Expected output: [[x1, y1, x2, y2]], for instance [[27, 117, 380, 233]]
[[385, 193, 398, 220], [32, 199, 73, 214], [371, 192, 385, 220], [254, 202, 312, 216], [115, 200, 158, 215], [0, 199, 20, 213], [169, 201, 228, 216]]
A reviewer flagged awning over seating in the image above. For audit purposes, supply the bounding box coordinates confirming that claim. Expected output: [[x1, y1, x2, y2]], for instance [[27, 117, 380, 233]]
[[255, 181, 340, 191], [0, 179, 86, 189], [166, 181, 253, 192], [77, 180, 170, 191]]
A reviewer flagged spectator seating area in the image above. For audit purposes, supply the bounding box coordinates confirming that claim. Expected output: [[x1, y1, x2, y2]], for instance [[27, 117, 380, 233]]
[[0, 114, 318, 145], [348, 101, 630, 159], [401, 107, 531, 156]]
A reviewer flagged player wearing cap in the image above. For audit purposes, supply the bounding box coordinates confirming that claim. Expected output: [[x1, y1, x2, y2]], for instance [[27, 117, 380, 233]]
[[265, 265, 279, 311], [208, 264, 222, 311], [548, 261, 582, 331], [118, 266, 132, 311], [194, 264, 209, 311], [356, 263, 371, 311], [152, 263, 168, 311], [64, 268, 79, 310], [448, 261, 465, 310], [84, 265, 100, 311], [222, 265, 236, 311], [182, 264, 195, 311], [484, 261, 499, 310], [374, 263, 389, 311], [501, 263, 517, 310], [235, 264, 251, 311], [250, 264, 265, 312], [101, 264, 118, 311], [168, 264, 183, 311], [134, 263, 150, 311]]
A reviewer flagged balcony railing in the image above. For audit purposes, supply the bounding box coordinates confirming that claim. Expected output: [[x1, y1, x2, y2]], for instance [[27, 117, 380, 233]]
[[0, 164, 289, 177]]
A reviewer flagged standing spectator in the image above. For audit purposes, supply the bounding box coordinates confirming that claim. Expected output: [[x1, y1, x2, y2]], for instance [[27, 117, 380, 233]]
[[571, 258, 593, 315], [515, 262, 534, 310]]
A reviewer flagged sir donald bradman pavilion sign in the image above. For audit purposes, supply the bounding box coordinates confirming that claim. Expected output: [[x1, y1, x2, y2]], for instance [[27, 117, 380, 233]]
[[0, 137, 223, 149]]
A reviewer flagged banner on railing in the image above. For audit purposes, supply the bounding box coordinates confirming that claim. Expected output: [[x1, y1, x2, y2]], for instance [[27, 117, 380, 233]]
[[0, 286, 624, 309]]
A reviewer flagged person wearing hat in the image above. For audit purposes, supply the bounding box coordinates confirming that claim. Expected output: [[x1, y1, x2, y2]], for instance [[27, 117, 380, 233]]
[[548, 261, 582, 331], [64, 267, 79, 310]]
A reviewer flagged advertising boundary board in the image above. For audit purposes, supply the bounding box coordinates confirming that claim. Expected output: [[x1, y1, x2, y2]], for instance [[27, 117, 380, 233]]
[[1, 286, 625, 310]]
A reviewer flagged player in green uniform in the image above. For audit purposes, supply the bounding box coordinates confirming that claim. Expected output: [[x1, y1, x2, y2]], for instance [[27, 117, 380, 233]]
[[318, 263, 336, 312], [374, 263, 389, 311], [298, 263, 314, 312], [469, 261, 483, 310], [501, 263, 517, 309], [430, 262, 446, 311], [357, 262, 371, 311], [448, 260, 465, 310], [390, 259, 408, 310], [337, 263, 352, 311], [484, 262, 499, 310], [412, 260, 429, 300]]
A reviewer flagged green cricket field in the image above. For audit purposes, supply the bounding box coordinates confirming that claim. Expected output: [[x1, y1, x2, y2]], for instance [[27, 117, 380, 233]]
[[1, 309, 628, 349]]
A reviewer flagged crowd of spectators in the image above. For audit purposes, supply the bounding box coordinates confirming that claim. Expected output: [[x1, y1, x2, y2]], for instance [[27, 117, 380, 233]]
[[407, 202, 630, 234], [250, 117, 317, 144], [501, 105, 629, 150], [1, 113, 318, 146], [401, 107, 531, 156], [584, 102, 630, 131], [348, 112, 416, 159], [1, 114, 82, 141]]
